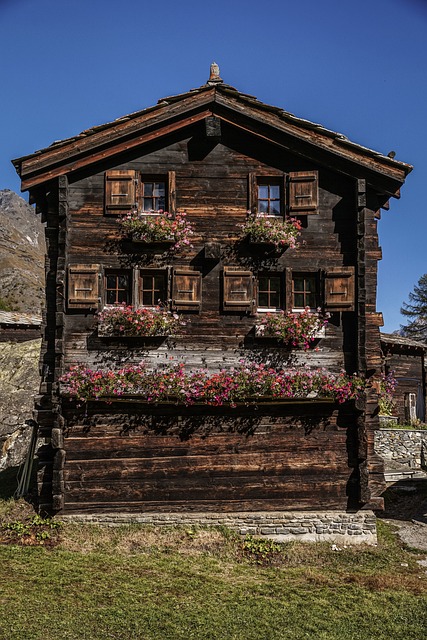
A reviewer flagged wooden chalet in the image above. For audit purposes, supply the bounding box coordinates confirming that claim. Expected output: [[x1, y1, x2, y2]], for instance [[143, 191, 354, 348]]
[[13, 65, 412, 526], [381, 332, 426, 424], [0, 311, 41, 342]]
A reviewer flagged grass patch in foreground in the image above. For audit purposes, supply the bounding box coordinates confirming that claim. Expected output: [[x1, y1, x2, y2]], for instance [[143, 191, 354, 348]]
[[0, 513, 426, 640]]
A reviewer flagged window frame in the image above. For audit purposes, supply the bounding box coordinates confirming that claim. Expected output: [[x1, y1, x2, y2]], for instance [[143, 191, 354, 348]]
[[256, 272, 284, 312], [138, 269, 169, 308], [291, 272, 319, 311], [249, 173, 286, 218], [103, 269, 132, 307], [140, 177, 167, 213], [256, 179, 283, 217]]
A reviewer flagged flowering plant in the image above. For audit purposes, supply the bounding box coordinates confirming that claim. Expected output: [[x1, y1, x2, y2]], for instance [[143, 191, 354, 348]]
[[119, 211, 193, 251], [61, 360, 365, 406], [97, 305, 182, 337], [239, 215, 301, 249], [256, 308, 328, 350], [375, 372, 397, 416]]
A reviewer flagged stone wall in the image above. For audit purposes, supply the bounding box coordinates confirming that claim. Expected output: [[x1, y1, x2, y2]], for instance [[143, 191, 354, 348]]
[[374, 428, 427, 469], [60, 510, 378, 545], [0, 339, 42, 471]]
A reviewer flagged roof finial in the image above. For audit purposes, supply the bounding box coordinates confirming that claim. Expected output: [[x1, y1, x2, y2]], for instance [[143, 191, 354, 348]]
[[208, 62, 223, 85]]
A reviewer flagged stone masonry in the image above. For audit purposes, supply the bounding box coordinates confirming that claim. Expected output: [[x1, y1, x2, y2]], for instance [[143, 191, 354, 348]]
[[375, 429, 427, 469], [60, 510, 378, 545]]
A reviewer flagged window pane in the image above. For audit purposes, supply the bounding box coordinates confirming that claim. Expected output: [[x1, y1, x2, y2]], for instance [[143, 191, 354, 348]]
[[157, 196, 165, 210], [306, 293, 316, 308], [258, 277, 268, 291], [118, 275, 129, 289], [258, 200, 268, 213], [270, 277, 281, 292], [270, 202, 281, 215], [293, 277, 304, 292], [144, 183, 153, 196], [270, 291, 280, 308], [143, 198, 153, 211], [154, 275, 164, 290], [106, 275, 116, 289], [270, 185, 280, 199], [258, 292, 269, 307], [106, 290, 116, 305], [294, 293, 305, 308], [258, 185, 268, 199], [305, 277, 315, 292], [142, 276, 151, 289], [142, 290, 153, 306], [154, 182, 165, 197]]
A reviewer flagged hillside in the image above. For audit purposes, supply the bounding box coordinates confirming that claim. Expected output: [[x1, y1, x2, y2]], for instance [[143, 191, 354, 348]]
[[0, 189, 45, 313]]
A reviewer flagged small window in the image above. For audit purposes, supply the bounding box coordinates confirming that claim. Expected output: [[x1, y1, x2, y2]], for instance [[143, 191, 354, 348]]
[[292, 274, 318, 309], [142, 180, 166, 212], [257, 180, 281, 216], [139, 271, 167, 307], [104, 271, 131, 305], [258, 274, 282, 310]]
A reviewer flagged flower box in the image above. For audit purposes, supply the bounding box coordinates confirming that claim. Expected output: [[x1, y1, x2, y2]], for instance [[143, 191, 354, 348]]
[[97, 305, 182, 338], [60, 361, 364, 406], [255, 309, 328, 350], [239, 216, 301, 250], [119, 211, 193, 251]]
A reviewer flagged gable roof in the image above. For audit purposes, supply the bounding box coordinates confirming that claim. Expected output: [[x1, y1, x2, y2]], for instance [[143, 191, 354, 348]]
[[12, 80, 412, 196]]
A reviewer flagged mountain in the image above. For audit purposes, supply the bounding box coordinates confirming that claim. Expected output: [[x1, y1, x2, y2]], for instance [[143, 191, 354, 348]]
[[0, 189, 45, 313]]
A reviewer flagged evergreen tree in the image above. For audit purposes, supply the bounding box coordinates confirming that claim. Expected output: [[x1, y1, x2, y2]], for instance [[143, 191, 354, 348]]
[[400, 274, 427, 341]]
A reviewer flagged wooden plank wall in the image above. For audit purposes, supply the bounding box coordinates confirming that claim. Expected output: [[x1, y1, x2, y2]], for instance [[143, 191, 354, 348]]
[[53, 402, 360, 513], [384, 348, 426, 422]]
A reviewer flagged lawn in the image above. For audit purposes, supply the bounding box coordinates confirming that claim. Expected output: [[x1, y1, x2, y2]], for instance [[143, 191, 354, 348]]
[[0, 499, 426, 640]]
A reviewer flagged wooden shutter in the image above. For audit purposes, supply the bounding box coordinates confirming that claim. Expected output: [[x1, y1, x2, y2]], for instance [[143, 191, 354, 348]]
[[223, 268, 254, 312], [172, 270, 202, 310], [105, 170, 138, 215], [168, 171, 176, 214], [288, 171, 318, 215], [68, 264, 100, 309], [324, 267, 355, 311]]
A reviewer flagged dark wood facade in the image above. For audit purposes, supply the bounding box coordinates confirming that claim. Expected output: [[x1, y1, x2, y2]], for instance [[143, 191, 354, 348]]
[[13, 73, 412, 515], [381, 333, 426, 424]]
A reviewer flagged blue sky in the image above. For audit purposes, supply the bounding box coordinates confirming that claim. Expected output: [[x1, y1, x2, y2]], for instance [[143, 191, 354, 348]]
[[1, 0, 426, 332]]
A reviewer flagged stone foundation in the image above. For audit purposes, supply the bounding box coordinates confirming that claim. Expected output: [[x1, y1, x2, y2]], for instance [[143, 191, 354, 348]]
[[60, 510, 378, 545]]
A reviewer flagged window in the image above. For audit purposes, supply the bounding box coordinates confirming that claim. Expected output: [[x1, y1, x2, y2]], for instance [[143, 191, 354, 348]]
[[139, 271, 167, 307], [105, 170, 176, 215], [292, 274, 318, 309], [142, 181, 166, 212], [248, 171, 319, 217], [104, 271, 131, 305], [257, 182, 281, 216], [257, 274, 282, 310]]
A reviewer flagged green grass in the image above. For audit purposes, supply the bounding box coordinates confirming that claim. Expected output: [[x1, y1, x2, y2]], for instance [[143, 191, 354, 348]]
[[0, 507, 426, 640]]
